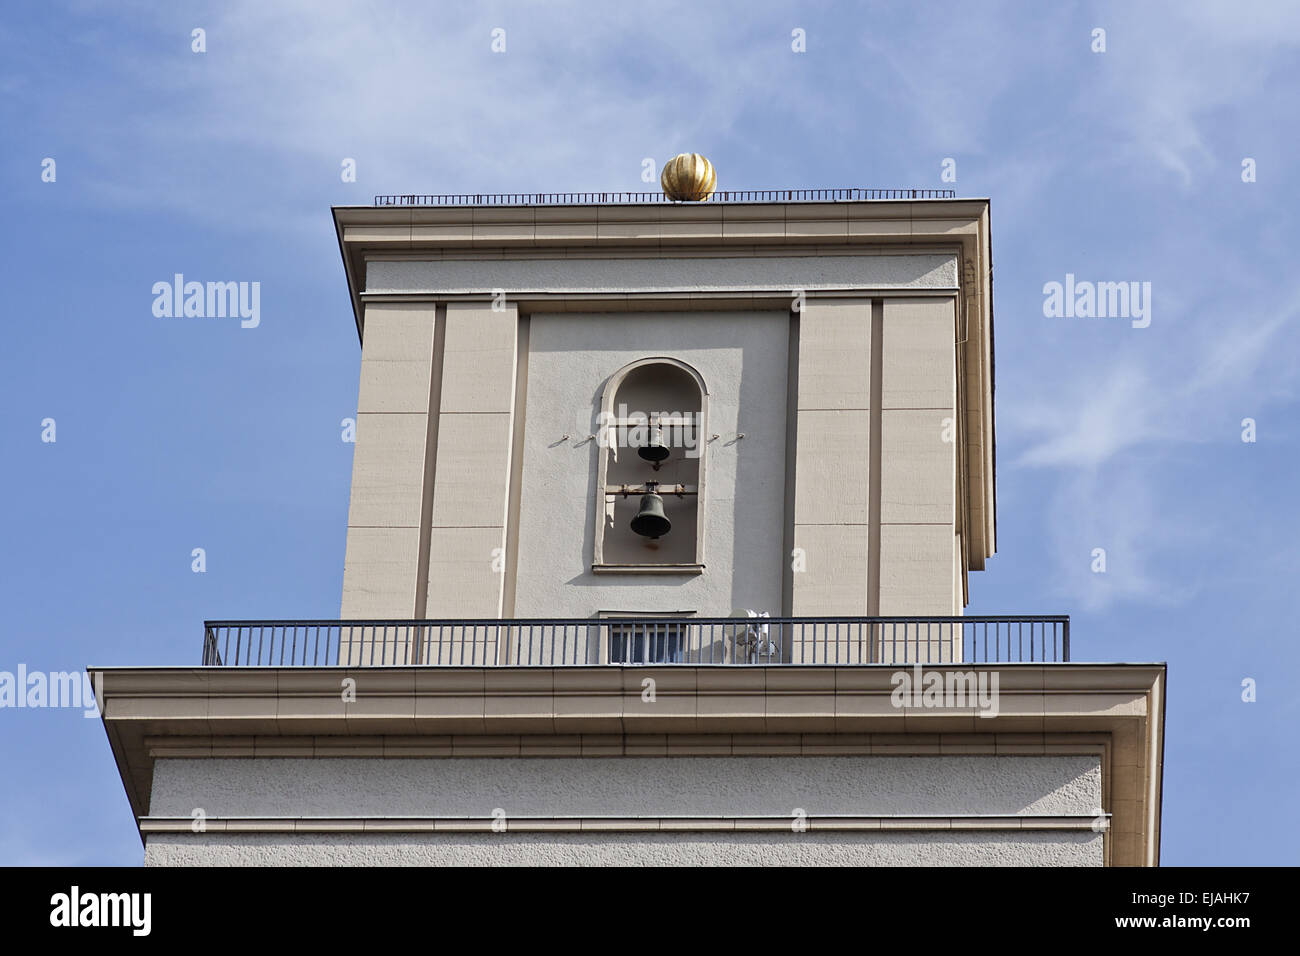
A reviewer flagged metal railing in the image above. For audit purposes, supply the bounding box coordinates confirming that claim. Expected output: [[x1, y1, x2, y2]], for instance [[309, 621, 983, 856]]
[[372, 188, 956, 207], [202, 616, 1069, 667]]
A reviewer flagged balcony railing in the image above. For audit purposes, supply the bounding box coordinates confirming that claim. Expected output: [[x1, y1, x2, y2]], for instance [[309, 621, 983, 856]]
[[372, 188, 957, 207], [201, 616, 1069, 667]]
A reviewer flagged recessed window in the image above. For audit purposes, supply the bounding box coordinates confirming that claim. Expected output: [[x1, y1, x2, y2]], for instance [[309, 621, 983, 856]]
[[608, 622, 685, 664], [592, 357, 707, 573], [599, 611, 695, 664]]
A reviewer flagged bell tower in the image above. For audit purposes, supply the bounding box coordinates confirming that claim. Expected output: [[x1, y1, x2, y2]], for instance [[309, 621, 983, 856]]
[[92, 162, 1165, 868], [335, 158, 994, 664]]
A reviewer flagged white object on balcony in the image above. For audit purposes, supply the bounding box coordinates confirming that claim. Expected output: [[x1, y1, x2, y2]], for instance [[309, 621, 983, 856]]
[[727, 608, 779, 661]]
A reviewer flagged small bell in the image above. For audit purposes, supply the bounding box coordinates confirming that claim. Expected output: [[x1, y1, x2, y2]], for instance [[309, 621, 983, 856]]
[[630, 487, 671, 539], [637, 424, 670, 468]]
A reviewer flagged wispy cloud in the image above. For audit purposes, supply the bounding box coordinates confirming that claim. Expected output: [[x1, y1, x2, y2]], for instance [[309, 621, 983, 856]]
[[1003, 277, 1299, 609], [8, 1, 842, 231], [982, 0, 1300, 610], [1076, 1, 1300, 186]]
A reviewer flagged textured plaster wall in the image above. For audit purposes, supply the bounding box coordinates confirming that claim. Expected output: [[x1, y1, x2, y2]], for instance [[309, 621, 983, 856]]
[[365, 254, 958, 295], [145, 830, 1102, 867], [149, 755, 1101, 818], [513, 311, 790, 618]]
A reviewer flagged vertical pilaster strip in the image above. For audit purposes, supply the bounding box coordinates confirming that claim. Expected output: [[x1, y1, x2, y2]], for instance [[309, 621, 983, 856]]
[[780, 309, 800, 621], [790, 298, 873, 661], [876, 296, 960, 662], [867, 299, 883, 618], [413, 305, 447, 623], [424, 301, 518, 624], [501, 313, 531, 623], [340, 303, 440, 635]]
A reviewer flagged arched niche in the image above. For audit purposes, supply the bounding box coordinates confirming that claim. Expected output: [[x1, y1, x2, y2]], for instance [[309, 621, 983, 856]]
[[592, 357, 708, 573]]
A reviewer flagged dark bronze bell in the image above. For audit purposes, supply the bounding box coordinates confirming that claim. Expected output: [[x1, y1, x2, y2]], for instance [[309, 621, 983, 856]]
[[637, 424, 670, 468], [630, 489, 671, 539]]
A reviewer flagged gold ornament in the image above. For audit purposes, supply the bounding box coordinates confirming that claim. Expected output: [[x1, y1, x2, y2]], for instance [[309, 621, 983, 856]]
[[660, 153, 717, 201]]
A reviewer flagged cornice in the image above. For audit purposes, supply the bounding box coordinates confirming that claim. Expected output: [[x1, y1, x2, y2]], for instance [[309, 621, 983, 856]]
[[89, 662, 1162, 865]]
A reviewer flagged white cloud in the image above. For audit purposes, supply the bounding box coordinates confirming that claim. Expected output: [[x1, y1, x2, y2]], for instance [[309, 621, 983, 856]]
[[1073, 1, 1300, 186], [43, 1, 831, 231]]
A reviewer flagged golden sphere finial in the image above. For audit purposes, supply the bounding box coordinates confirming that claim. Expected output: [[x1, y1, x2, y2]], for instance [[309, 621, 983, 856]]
[[660, 153, 717, 201]]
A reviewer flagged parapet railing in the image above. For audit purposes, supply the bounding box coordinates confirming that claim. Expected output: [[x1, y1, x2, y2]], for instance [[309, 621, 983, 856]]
[[372, 188, 957, 206], [201, 616, 1069, 667]]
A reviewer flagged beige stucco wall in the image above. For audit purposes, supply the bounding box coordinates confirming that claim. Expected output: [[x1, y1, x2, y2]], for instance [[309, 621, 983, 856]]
[[424, 302, 517, 619], [789, 296, 960, 659], [877, 297, 959, 616], [146, 830, 1102, 867], [340, 259, 965, 631], [149, 754, 1101, 817], [365, 253, 958, 296], [341, 301, 519, 628], [143, 754, 1103, 866], [791, 298, 873, 629], [341, 302, 438, 623]]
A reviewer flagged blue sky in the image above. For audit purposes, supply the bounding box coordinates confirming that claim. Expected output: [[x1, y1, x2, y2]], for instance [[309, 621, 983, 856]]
[[2, 1, 1297, 865]]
